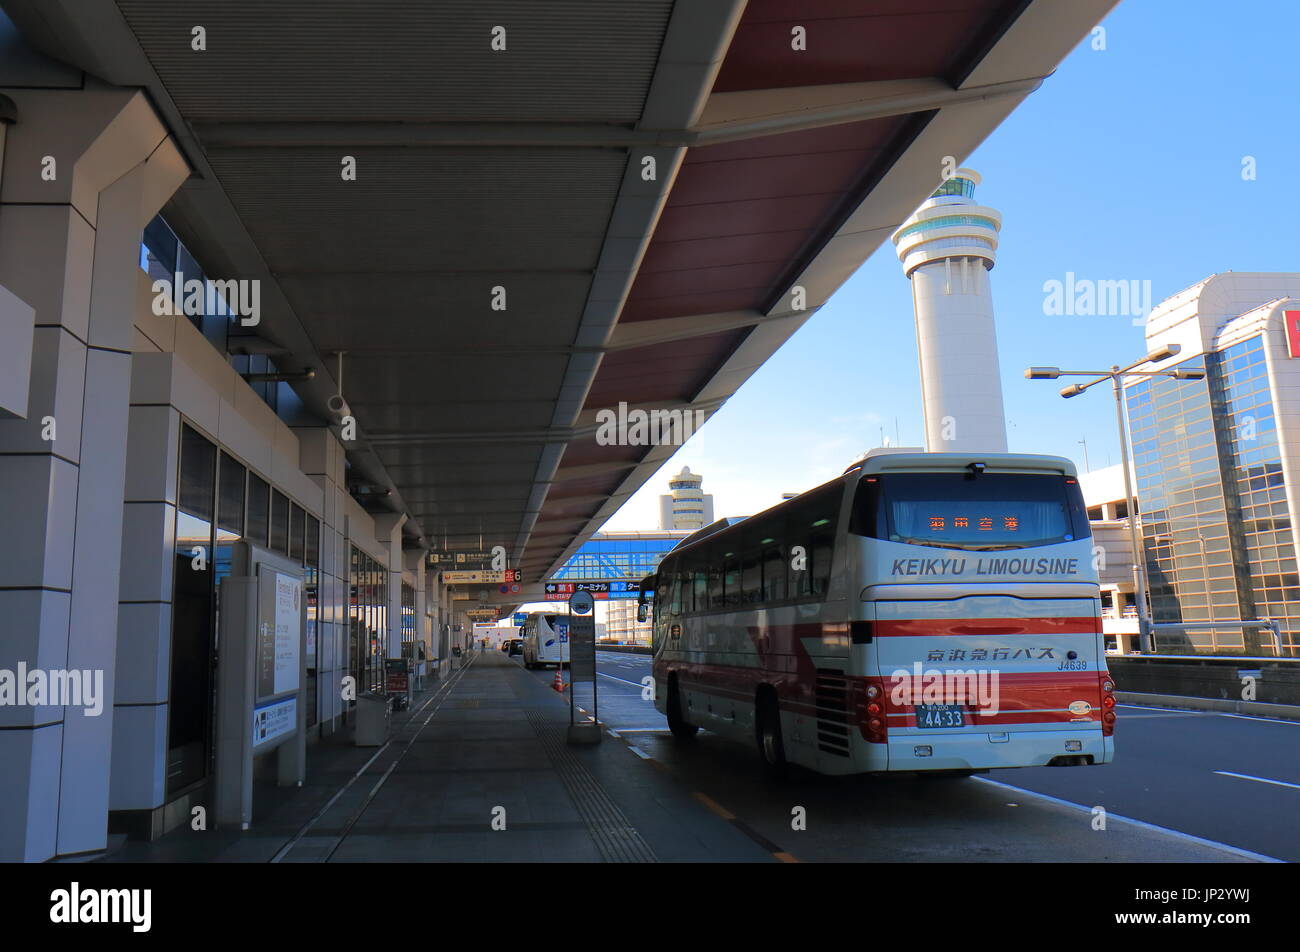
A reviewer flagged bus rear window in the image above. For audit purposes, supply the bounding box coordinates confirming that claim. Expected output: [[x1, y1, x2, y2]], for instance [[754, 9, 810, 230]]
[[852, 473, 1090, 550]]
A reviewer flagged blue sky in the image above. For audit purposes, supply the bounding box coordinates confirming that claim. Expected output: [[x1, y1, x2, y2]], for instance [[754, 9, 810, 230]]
[[604, 0, 1300, 530]]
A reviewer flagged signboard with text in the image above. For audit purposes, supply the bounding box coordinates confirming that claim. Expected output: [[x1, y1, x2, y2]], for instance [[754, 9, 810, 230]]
[[257, 569, 301, 700], [443, 569, 518, 584], [252, 696, 296, 749]]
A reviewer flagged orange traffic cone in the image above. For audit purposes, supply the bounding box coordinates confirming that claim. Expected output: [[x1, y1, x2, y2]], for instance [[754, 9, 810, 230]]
[[552, 670, 565, 693]]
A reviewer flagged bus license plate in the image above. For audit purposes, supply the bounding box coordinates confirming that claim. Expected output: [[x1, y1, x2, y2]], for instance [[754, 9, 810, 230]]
[[915, 704, 965, 729]]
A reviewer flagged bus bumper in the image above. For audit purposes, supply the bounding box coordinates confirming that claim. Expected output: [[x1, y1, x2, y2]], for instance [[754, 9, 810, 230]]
[[885, 728, 1114, 771]]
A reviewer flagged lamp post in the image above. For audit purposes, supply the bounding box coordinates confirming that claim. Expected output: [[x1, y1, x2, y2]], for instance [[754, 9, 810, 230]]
[[1025, 344, 1206, 653]]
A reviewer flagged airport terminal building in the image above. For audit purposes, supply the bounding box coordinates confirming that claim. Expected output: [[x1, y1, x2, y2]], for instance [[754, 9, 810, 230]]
[[1127, 273, 1300, 656]]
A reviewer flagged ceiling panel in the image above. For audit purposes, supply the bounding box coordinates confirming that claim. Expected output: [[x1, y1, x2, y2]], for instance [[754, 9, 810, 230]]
[[712, 0, 1005, 91], [115, 0, 673, 122]]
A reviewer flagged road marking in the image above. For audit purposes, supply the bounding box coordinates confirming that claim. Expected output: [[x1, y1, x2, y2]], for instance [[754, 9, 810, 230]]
[[773, 852, 800, 863], [628, 746, 653, 760], [1119, 703, 1300, 726], [692, 791, 735, 821], [607, 727, 669, 734], [1213, 770, 1300, 790], [1218, 712, 1300, 726], [973, 777, 1284, 863], [598, 671, 649, 688], [1115, 703, 1212, 715], [1113, 713, 1208, 719]]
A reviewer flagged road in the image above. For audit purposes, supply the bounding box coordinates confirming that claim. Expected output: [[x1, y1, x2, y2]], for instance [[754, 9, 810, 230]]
[[514, 650, 1293, 862]]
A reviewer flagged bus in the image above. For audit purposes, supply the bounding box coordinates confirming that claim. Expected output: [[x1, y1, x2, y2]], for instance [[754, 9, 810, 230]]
[[521, 612, 570, 669], [641, 450, 1115, 777]]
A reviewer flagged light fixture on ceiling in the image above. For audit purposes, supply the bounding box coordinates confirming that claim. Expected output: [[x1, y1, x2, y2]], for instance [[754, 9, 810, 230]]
[[326, 350, 351, 422]]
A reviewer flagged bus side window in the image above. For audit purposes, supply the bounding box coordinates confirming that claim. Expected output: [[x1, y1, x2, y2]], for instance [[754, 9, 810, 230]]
[[761, 537, 785, 602], [665, 560, 683, 615], [810, 515, 835, 596], [701, 546, 720, 609], [786, 502, 813, 598], [741, 527, 762, 605], [692, 555, 708, 614], [849, 478, 880, 537], [722, 548, 741, 608]]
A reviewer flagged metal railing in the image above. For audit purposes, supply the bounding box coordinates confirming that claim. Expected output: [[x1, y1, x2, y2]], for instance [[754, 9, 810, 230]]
[[1149, 619, 1284, 655]]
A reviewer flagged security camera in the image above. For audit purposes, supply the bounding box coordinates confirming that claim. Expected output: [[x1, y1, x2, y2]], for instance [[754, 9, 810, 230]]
[[326, 393, 351, 422]]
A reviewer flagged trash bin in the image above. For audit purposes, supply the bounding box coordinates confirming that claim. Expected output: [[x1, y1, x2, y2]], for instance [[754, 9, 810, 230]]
[[355, 692, 392, 746]]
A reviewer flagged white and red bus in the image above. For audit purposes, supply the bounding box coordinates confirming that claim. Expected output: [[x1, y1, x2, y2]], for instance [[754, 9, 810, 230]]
[[642, 450, 1115, 776], [521, 612, 570, 670]]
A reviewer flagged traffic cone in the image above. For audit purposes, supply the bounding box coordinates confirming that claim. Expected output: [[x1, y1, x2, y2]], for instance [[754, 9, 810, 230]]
[[552, 670, 565, 693]]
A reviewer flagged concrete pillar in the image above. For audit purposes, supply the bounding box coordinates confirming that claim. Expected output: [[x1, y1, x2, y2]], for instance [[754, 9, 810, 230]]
[[0, 82, 188, 861], [374, 513, 407, 659], [296, 425, 349, 734]]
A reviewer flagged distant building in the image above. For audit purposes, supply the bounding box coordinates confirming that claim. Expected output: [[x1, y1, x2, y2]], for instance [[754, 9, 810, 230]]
[[1080, 464, 1140, 654], [659, 466, 714, 530], [605, 599, 652, 644], [1125, 272, 1300, 656]]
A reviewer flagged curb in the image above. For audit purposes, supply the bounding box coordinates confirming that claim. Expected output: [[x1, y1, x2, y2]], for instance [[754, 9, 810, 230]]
[[1116, 691, 1300, 722]]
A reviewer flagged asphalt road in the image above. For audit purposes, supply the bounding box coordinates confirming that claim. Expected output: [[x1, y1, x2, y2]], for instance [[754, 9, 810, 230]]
[[514, 650, 1293, 862]]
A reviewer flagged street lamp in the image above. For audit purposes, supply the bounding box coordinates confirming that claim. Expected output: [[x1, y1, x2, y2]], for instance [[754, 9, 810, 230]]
[[1024, 344, 1206, 653]]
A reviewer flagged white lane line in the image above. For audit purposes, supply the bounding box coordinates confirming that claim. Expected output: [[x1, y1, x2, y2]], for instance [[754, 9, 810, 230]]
[[1218, 713, 1300, 726], [627, 746, 653, 760], [607, 727, 669, 734], [1116, 704, 1213, 715], [1114, 713, 1208, 719], [598, 671, 649, 688], [1118, 703, 1300, 726], [1213, 770, 1300, 790], [972, 777, 1284, 863]]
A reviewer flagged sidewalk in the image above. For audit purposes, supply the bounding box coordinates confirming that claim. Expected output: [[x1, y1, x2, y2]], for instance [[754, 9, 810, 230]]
[[103, 650, 772, 863]]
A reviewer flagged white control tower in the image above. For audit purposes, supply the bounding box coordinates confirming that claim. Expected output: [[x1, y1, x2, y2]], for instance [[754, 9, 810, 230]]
[[892, 169, 1008, 453]]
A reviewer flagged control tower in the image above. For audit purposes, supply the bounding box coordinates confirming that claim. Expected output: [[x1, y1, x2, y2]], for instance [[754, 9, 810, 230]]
[[892, 169, 1008, 453]]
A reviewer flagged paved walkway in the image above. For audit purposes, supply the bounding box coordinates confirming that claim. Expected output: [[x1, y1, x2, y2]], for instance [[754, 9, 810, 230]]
[[105, 650, 771, 863]]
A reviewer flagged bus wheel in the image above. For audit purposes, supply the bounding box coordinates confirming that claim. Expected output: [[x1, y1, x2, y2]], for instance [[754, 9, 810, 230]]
[[666, 677, 697, 740], [756, 692, 788, 778]]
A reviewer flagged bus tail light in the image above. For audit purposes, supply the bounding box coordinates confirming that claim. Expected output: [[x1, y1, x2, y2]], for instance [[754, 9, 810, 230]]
[[860, 677, 888, 744], [1100, 672, 1116, 737]]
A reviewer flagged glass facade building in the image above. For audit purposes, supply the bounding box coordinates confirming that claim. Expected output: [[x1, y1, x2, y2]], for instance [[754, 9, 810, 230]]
[[1128, 334, 1298, 654]]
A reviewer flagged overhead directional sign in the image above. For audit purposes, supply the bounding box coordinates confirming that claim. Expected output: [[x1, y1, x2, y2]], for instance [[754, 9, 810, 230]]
[[443, 569, 518, 584], [543, 579, 641, 600]]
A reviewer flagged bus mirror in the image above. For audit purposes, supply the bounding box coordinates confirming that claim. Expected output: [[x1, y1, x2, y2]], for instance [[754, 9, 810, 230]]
[[637, 604, 648, 623]]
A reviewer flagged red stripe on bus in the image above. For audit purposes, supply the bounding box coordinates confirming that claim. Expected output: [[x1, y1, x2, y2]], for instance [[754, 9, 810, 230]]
[[874, 617, 1097, 636]]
